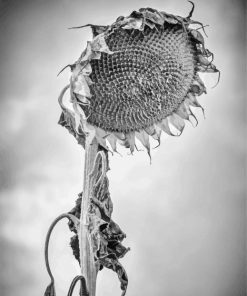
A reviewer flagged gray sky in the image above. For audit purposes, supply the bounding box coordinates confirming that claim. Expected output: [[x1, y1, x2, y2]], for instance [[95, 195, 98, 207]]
[[0, 0, 246, 296]]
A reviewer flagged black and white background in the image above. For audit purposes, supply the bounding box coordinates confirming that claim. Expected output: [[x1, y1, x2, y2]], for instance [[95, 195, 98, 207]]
[[0, 0, 246, 295]]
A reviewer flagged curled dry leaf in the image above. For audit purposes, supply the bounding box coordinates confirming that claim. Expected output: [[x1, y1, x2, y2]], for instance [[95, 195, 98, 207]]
[[67, 148, 129, 295]]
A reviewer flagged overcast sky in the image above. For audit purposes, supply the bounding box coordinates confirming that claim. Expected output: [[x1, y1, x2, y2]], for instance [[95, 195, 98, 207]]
[[0, 0, 246, 296]]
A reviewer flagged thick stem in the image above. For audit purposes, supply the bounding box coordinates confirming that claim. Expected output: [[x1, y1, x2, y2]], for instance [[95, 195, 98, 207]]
[[79, 136, 99, 296]]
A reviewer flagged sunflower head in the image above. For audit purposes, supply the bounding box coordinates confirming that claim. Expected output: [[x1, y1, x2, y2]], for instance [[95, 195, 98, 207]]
[[58, 3, 219, 156]]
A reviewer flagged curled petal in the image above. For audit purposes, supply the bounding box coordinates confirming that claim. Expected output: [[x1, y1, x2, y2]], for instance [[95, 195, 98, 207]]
[[79, 41, 102, 61], [58, 84, 70, 111], [145, 19, 156, 29], [190, 20, 208, 36], [189, 29, 204, 45], [145, 125, 161, 143], [212, 70, 221, 88], [135, 130, 151, 156], [80, 42, 93, 62], [114, 132, 126, 141], [168, 113, 185, 135], [95, 128, 108, 149], [145, 125, 155, 137], [81, 63, 92, 76], [157, 117, 176, 136], [106, 134, 118, 152], [152, 125, 162, 148], [206, 64, 219, 73], [186, 93, 205, 117], [95, 127, 108, 138], [194, 74, 206, 91], [72, 103, 83, 132], [190, 80, 206, 95], [188, 109, 199, 126], [175, 102, 190, 120], [196, 63, 218, 73], [161, 13, 179, 24], [144, 10, 164, 25], [90, 25, 109, 37], [123, 18, 143, 30], [91, 34, 114, 54], [153, 125, 162, 141], [76, 95, 90, 105], [198, 54, 211, 66], [73, 74, 92, 98], [125, 132, 135, 153]]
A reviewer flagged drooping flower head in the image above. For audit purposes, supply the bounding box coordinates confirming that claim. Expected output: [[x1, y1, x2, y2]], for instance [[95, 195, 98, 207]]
[[54, 4, 220, 295], [58, 2, 219, 156]]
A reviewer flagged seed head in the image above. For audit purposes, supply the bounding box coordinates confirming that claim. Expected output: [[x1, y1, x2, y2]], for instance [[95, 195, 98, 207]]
[[59, 4, 219, 155]]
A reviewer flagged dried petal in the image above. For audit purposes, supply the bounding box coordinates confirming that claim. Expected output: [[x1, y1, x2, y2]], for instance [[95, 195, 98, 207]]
[[125, 132, 135, 153], [145, 19, 156, 29], [159, 11, 179, 24], [145, 125, 155, 136], [147, 125, 162, 141], [90, 25, 108, 37], [186, 94, 205, 118], [186, 93, 203, 109], [95, 127, 108, 138], [157, 118, 176, 136], [114, 132, 126, 141], [81, 63, 92, 76], [95, 128, 108, 150], [91, 34, 114, 54], [80, 42, 93, 62], [168, 113, 185, 134], [135, 130, 150, 155], [123, 18, 143, 30], [189, 29, 205, 45], [198, 54, 211, 66], [190, 80, 206, 95], [73, 74, 91, 98], [175, 102, 190, 120], [144, 10, 164, 25], [106, 134, 117, 152]]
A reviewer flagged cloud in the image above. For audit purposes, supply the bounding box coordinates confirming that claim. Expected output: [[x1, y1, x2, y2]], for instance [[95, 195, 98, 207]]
[[0, 0, 245, 295]]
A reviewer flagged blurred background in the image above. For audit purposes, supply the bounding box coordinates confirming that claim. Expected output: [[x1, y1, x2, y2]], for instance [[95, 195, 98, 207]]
[[0, 0, 246, 295]]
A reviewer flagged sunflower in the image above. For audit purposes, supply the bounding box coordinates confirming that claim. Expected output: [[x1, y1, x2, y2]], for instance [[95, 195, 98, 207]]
[[58, 2, 219, 157], [53, 3, 219, 296]]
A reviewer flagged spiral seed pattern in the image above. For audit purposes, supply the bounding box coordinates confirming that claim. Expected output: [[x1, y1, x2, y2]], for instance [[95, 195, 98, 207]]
[[86, 24, 196, 133]]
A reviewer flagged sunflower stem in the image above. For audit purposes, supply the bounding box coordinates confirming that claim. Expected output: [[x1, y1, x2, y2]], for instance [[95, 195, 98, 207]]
[[79, 135, 99, 296]]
